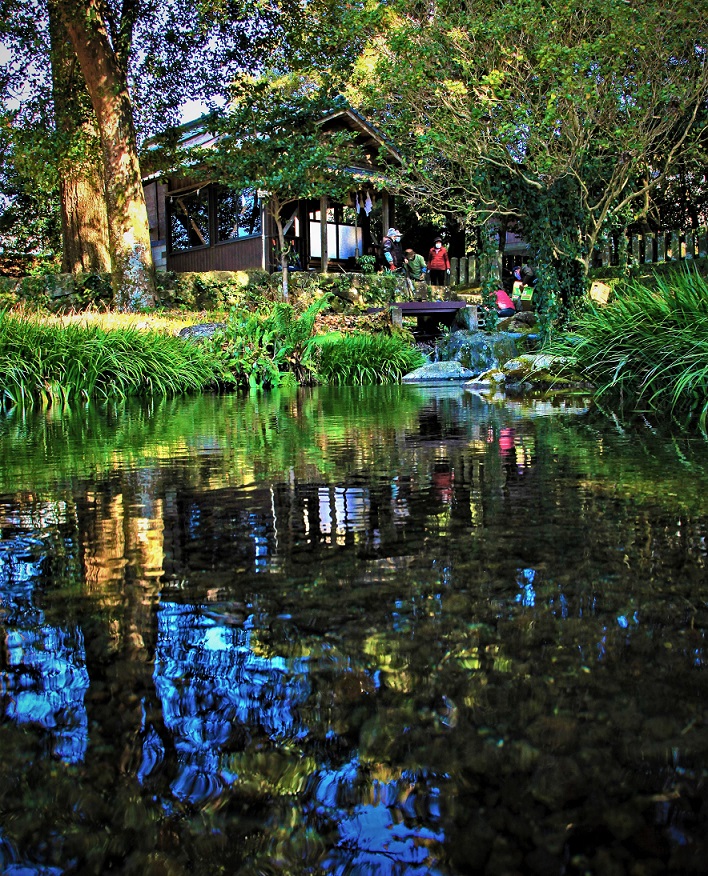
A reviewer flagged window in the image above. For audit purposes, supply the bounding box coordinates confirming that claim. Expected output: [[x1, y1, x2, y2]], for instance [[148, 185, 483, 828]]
[[217, 187, 261, 241], [169, 189, 210, 251]]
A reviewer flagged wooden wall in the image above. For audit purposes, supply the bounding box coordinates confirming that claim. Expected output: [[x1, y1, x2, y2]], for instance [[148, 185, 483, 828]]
[[167, 237, 264, 273]]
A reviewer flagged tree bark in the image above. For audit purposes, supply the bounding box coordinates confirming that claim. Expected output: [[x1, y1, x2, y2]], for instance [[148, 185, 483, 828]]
[[57, 0, 155, 309], [48, 1, 111, 275]]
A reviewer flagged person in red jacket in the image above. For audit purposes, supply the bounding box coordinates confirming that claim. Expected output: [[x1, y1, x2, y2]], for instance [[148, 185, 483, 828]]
[[427, 237, 451, 287], [495, 288, 516, 317]]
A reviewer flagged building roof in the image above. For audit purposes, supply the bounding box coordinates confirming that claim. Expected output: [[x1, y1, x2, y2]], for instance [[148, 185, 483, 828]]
[[142, 103, 401, 183]]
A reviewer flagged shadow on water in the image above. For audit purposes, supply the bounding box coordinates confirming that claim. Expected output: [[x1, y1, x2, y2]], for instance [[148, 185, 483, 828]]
[[1, 386, 708, 874]]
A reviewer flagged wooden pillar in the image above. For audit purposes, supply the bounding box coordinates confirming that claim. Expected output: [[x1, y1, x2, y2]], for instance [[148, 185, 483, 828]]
[[657, 233, 666, 262], [643, 233, 654, 264], [459, 257, 468, 287], [298, 200, 309, 269], [360, 203, 372, 258], [670, 231, 680, 260], [381, 192, 391, 238], [320, 195, 329, 273]]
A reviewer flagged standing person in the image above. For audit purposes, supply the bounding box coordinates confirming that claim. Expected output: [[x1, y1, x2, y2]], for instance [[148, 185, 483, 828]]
[[381, 228, 403, 272], [427, 236, 451, 287], [403, 247, 427, 296]]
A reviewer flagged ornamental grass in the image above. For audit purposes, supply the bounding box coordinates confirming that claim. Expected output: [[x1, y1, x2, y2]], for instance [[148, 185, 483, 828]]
[[314, 333, 425, 385], [0, 311, 217, 409], [551, 266, 708, 429]]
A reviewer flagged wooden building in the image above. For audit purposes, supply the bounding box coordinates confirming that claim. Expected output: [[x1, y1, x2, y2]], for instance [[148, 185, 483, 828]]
[[143, 108, 401, 275]]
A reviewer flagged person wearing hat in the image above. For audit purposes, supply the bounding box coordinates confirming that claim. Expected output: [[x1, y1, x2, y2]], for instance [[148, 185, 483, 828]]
[[427, 236, 451, 287], [381, 228, 404, 272], [403, 247, 427, 297]]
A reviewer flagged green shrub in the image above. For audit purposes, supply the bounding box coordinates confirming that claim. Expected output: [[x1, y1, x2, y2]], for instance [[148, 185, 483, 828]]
[[202, 295, 331, 390], [314, 333, 425, 384], [548, 265, 708, 429]]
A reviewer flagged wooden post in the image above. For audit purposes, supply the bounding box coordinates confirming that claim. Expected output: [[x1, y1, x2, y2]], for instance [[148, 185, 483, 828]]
[[631, 234, 640, 265], [381, 192, 390, 239], [468, 256, 478, 285], [459, 257, 468, 287], [657, 233, 666, 262], [685, 230, 694, 259], [643, 233, 654, 264], [670, 231, 680, 260], [449, 257, 458, 286], [320, 195, 329, 273]]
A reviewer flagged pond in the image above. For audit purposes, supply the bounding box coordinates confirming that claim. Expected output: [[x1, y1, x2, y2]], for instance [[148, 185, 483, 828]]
[[1, 386, 707, 876]]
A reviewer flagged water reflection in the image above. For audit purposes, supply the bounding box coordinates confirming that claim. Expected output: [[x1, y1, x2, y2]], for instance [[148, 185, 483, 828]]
[[1, 536, 89, 763], [0, 387, 707, 874]]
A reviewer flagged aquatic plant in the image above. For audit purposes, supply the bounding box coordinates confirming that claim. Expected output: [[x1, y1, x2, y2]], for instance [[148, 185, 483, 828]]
[[549, 266, 708, 429], [0, 310, 217, 408], [314, 333, 425, 384]]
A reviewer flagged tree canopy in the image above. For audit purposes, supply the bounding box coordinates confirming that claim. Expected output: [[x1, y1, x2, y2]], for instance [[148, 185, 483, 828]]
[[345, 0, 708, 324], [0, 0, 293, 301]]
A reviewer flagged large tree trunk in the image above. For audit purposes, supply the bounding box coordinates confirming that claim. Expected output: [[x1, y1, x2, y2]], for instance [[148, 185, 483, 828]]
[[48, 1, 111, 275], [57, 0, 155, 309]]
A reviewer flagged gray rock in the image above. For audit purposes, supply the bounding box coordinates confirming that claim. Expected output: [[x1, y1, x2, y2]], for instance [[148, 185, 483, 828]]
[[177, 322, 226, 341], [437, 330, 520, 376], [402, 360, 476, 382]]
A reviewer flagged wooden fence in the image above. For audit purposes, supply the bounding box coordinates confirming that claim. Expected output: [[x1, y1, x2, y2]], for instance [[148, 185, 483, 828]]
[[448, 225, 708, 288]]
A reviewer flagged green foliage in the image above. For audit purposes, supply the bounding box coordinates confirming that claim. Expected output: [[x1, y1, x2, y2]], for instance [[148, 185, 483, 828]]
[[202, 72, 364, 301], [351, 0, 708, 319], [356, 254, 377, 274], [0, 311, 217, 409], [547, 265, 708, 429], [314, 333, 425, 384], [203, 295, 332, 390], [0, 109, 61, 269], [155, 270, 275, 310]]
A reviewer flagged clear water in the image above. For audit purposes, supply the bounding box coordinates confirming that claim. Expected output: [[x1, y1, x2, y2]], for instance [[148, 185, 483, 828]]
[[1, 386, 707, 875]]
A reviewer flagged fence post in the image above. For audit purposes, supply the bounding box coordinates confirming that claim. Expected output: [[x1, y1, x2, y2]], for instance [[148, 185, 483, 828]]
[[657, 233, 666, 262], [468, 256, 478, 286], [698, 227, 708, 258], [450, 257, 459, 285], [669, 231, 680, 260], [643, 233, 654, 264]]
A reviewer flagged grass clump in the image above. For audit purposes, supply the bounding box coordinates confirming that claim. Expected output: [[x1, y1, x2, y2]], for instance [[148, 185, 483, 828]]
[[549, 265, 708, 429], [314, 333, 425, 385], [0, 310, 217, 409]]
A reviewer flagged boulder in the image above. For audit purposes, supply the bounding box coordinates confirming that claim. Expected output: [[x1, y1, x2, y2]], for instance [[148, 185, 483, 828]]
[[402, 360, 476, 382], [177, 322, 226, 341], [468, 352, 592, 393], [437, 330, 520, 375]]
